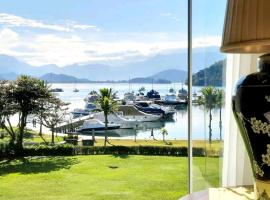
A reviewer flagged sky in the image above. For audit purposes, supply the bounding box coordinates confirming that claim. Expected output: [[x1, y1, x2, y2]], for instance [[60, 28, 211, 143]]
[[0, 0, 226, 67]]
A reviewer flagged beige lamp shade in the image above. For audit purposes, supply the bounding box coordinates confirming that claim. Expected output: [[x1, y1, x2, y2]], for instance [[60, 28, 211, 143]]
[[221, 0, 270, 53]]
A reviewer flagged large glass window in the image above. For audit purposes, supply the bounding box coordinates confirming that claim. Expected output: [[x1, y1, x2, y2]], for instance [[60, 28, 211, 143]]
[[191, 0, 227, 192]]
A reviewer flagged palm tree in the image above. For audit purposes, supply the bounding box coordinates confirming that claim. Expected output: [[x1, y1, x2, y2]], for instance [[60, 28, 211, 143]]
[[199, 86, 217, 144], [97, 88, 118, 146], [160, 128, 168, 144], [215, 89, 225, 141]]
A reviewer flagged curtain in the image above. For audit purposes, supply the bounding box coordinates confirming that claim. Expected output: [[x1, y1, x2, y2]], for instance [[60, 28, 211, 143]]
[[222, 54, 259, 186]]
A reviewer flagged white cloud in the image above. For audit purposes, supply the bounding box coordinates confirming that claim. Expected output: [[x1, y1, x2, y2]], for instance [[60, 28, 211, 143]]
[[160, 12, 180, 22], [0, 13, 99, 32], [193, 36, 221, 48], [0, 28, 221, 66]]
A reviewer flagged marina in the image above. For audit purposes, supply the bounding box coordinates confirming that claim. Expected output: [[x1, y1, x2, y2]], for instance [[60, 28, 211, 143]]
[[51, 83, 224, 140]]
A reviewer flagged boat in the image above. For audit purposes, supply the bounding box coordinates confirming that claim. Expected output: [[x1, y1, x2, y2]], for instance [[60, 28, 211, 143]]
[[118, 105, 162, 122], [71, 102, 98, 118], [73, 88, 79, 92], [92, 112, 138, 129], [71, 108, 90, 118], [77, 119, 120, 132], [135, 92, 145, 101], [49, 88, 63, 92], [134, 102, 165, 116], [123, 92, 135, 103], [84, 91, 99, 102], [146, 89, 161, 100], [178, 87, 188, 101], [164, 92, 178, 103], [150, 103, 176, 116], [85, 102, 98, 111]]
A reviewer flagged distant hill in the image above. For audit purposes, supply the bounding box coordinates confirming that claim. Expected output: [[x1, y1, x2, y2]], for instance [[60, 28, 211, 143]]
[[150, 69, 187, 82], [0, 47, 224, 81], [0, 72, 18, 80], [129, 77, 170, 84], [40, 73, 92, 83], [191, 60, 226, 86]]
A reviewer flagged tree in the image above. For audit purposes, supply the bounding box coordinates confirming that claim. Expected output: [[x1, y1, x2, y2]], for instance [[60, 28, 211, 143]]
[[215, 89, 225, 141], [96, 88, 118, 146], [0, 81, 17, 150], [0, 76, 52, 154], [160, 128, 168, 144], [199, 86, 218, 144], [38, 97, 68, 144], [14, 76, 52, 152]]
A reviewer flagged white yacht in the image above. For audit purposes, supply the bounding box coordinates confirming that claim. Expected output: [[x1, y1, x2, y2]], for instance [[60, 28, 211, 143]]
[[92, 112, 138, 129], [117, 105, 162, 122], [77, 119, 120, 132]]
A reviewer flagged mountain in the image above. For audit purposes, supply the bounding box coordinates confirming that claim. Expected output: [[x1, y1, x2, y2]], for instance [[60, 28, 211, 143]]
[[0, 72, 18, 80], [40, 73, 92, 83], [150, 69, 187, 82], [191, 60, 226, 86], [0, 47, 224, 81], [129, 77, 170, 84]]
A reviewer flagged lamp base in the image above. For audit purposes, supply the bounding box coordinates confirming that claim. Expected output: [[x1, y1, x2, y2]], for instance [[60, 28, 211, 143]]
[[232, 54, 270, 200]]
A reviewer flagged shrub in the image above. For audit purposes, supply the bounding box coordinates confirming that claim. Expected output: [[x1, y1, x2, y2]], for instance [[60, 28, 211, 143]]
[[2, 145, 207, 157], [23, 144, 74, 156]]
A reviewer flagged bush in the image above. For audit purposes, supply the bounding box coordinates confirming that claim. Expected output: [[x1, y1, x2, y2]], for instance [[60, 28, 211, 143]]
[[23, 144, 74, 156], [2, 145, 206, 157]]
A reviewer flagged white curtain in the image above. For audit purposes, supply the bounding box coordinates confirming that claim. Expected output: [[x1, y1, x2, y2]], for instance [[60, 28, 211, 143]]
[[222, 54, 260, 186]]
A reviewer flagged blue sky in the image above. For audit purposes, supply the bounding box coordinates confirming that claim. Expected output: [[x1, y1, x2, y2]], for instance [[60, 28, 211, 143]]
[[0, 0, 226, 66]]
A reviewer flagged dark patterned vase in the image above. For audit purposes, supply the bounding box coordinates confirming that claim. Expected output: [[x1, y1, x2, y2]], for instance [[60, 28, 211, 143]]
[[232, 54, 270, 200]]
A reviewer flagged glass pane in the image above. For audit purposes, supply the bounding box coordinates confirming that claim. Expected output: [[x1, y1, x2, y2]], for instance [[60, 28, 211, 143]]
[[192, 0, 227, 192], [0, 1, 189, 200]]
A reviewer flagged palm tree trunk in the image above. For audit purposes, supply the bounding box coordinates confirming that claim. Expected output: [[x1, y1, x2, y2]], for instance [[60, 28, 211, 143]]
[[219, 107, 222, 141], [92, 129, 96, 143], [163, 134, 165, 143], [104, 114, 108, 146], [209, 109, 212, 144]]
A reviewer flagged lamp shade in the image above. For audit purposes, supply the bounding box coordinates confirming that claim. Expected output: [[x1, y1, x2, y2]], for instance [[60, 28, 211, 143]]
[[221, 0, 270, 53]]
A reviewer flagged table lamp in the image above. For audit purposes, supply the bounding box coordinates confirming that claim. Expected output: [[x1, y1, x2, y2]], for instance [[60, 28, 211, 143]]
[[220, 0, 270, 199]]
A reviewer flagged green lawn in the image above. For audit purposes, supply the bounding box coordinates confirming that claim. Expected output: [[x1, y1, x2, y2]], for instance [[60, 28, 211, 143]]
[[0, 156, 220, 200]]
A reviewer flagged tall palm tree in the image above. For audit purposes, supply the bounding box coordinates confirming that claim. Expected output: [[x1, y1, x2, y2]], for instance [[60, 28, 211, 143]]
[[200, 86, 217, 144], [215, 89, 225, 141], [97, 88, 118, 146], [160, 128, 168, 144]]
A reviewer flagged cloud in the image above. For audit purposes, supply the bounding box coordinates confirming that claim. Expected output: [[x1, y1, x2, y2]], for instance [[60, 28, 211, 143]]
[[0, 28, 221, 66], [0, 13, 100, 32], [160, 12, 180, 22]]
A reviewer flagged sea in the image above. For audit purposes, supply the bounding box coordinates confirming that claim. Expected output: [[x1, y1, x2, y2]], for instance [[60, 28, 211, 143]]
[[50, 83, 224, 140]]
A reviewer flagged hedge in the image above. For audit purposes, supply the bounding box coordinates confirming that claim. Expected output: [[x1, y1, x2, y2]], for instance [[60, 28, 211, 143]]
[[1, 144, 207, 158]]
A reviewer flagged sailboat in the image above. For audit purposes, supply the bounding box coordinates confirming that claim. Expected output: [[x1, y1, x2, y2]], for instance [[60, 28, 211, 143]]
[[73, 80, 79, 92]]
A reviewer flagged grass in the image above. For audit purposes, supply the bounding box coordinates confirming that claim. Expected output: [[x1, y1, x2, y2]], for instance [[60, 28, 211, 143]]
[[0, 155, 220, 200]]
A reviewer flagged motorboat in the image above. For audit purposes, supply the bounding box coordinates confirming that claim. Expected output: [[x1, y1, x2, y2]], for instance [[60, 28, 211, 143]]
[[178, 87, 188, 101], [73, 88, 79, 92], [118, 105, 162, 122], [84, 91, 99, 103], [134, 102, 165, 116], [92, 112, 138, 129], [164, 92, 178, 103], [146, 89, 161, 100], [77, 119, 120, 132], [49, 88, 63, 92], [71, 102, 98, 119], [71, 108, 90, 118], [124, 92, 135, 103], [150, 104, 176, 116], [85, 102, 98, 111], [135, 92, 145, 101]]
